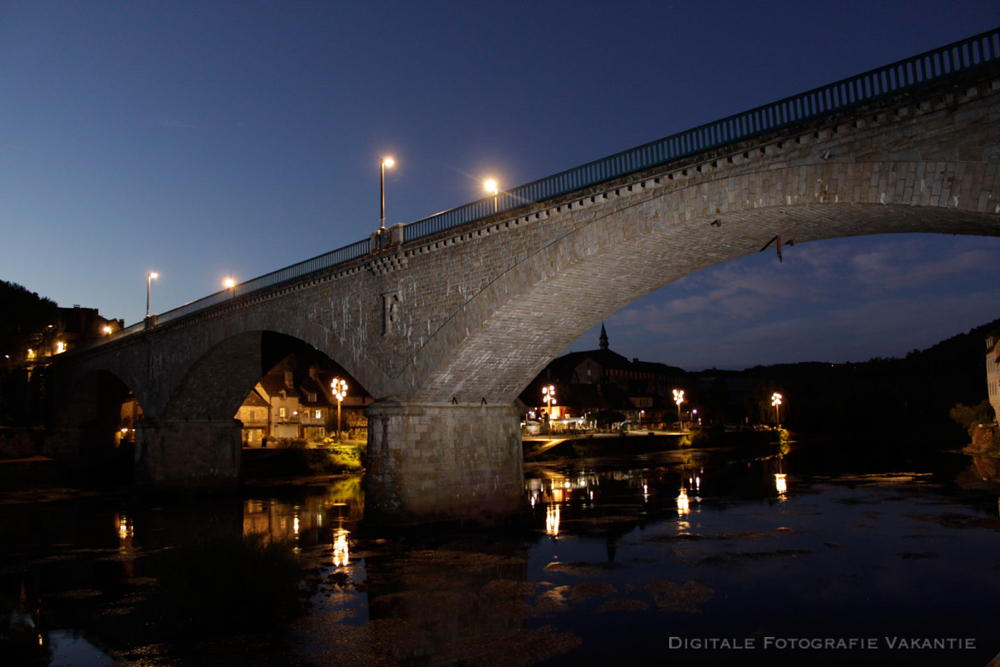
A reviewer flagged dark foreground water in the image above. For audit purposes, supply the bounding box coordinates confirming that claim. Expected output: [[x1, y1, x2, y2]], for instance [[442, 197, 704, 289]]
[[2, 440, 999, 666]]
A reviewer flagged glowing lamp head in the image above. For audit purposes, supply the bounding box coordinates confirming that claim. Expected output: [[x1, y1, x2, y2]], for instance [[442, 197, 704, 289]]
[[148, 272, 158, 280], [382, 156, 395, 168], [103, 325, 112, 335], [484, 179, 498, 196], [331, 377, 348, 401], [224, 278, 236, 289]]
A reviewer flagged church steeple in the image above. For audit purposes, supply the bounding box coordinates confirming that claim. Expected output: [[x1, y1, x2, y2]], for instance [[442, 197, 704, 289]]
[[599, 322, 609, 350]]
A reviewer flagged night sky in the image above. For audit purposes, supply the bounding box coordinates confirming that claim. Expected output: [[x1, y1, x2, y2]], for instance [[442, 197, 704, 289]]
[[3, 1, 1000, 371]]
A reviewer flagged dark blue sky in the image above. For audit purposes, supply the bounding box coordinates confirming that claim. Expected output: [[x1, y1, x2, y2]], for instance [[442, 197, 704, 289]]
[[3, 1, 1000, 370]]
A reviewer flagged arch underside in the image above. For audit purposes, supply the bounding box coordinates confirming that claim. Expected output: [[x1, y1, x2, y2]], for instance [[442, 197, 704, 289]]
[[409, 200, 1000, 405], [160, 326, 384, 422], [50, 368, 136, 456]]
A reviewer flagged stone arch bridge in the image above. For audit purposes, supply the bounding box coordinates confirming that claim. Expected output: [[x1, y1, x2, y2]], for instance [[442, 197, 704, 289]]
[[47, 30, 1000, 522]]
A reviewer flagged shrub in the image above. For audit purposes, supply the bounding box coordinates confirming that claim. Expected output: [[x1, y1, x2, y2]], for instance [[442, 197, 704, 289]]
[[949, 400, 996, 438]]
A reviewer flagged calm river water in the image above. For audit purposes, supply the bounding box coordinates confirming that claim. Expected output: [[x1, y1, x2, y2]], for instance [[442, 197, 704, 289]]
[[2, 440, 999, 666]]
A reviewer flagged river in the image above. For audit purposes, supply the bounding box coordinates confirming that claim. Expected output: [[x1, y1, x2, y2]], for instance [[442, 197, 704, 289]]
[[1, 440, 998, 666]]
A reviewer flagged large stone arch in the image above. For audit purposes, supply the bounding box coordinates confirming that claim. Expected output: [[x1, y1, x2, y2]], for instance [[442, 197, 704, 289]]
[[155, 306, 394, 422], [403, 134, 1000, 404]]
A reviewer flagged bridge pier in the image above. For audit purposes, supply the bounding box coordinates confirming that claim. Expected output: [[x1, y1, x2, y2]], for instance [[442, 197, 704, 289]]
[[135, 418, 242, 492], [364, 400, 525, 524]]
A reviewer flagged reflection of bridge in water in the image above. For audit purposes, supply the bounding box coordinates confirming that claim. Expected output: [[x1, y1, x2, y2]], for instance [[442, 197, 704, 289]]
[[47, 29, 1000, 522]]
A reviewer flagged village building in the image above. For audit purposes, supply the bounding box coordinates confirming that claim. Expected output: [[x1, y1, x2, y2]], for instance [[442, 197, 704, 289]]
[[986, 331, 1000, 421], [520, 324, 692, 429], [237, 358, 374, 445]]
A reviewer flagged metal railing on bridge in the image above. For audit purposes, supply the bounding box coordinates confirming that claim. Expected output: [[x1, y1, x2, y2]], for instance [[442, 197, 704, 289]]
[[107, 27, 1000, 344]]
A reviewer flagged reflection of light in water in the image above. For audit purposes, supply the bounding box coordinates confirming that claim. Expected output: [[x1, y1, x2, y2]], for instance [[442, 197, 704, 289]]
[[546, 504, 560, 537], [118, 515, 131, 540], [677, 487, 690, 515], [293, 516, 300, 535], [643, 483, 649, 502], [332, 528, 350, 567], [551, 488, 564, 503], [775, 473, 787, 496], [115, 512, 134, 555]]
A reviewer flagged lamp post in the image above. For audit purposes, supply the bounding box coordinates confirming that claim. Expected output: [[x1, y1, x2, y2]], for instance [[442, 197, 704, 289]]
[[331, 377, 348, 442], [542, 385, 556, 435], [771, 392, 783, 428], [484, 178, 499, 213], [380, 156, 395, 231], [673, 389, 685, 430], [224, 277, 236, 296], [146, 272, 158, 318]]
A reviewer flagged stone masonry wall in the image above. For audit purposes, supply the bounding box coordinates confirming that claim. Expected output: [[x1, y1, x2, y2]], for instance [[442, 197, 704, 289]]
[[364, 401, 524, 523]]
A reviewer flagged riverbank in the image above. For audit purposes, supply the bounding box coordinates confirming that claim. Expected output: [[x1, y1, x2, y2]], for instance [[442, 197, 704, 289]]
[[523, 429, 783, 461]]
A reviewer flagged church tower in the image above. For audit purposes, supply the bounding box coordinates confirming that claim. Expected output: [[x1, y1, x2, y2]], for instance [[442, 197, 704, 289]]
[[599, 322, 609, 350]]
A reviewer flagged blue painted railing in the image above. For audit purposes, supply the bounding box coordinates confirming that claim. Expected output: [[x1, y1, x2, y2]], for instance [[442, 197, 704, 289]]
[[109, 27, 1000, 341]]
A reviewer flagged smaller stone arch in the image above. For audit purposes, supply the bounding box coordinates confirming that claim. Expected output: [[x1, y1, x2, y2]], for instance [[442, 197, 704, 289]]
[[48, 368, 143, 464]]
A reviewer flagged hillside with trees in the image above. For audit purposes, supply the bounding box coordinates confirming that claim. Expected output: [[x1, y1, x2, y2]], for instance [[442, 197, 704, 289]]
[[743, 316, 999, 445]]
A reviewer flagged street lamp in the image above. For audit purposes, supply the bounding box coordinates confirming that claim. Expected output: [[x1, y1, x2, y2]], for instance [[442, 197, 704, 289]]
[[542, 385, 556, 434], [673, 389, 685, 430], [771, 392, 783, 428], [380, 156, 395, 231], [331, 377, 348, 442], [146, 272, 158, 318], [484, 178, 499, 213]]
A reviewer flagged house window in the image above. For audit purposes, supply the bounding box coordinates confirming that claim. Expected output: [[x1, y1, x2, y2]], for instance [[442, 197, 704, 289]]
[[309, 393, 317, 403], [315, 409, 322, 419], [278, 407, 287, 418]]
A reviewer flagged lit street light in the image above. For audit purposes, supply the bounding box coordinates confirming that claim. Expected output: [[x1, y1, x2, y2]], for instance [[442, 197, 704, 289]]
[[146, 272, 158, 318], [380, 156, 395, 231], [224, 277, 236, 297], [673, 389, 685, 430], [542, 385, 556, 435], [331, 377, 348, 442], [771, 392, 783, 428], [484, 178, 499, 213]]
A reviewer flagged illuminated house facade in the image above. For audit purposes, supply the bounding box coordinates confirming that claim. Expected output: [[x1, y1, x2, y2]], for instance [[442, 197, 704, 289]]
[[238, 361, 374, 445], [236, 391, 269, 445]]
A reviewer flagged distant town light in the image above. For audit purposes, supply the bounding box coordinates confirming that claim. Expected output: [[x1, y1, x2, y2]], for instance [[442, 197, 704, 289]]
[[56, 341, 65, 354]]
